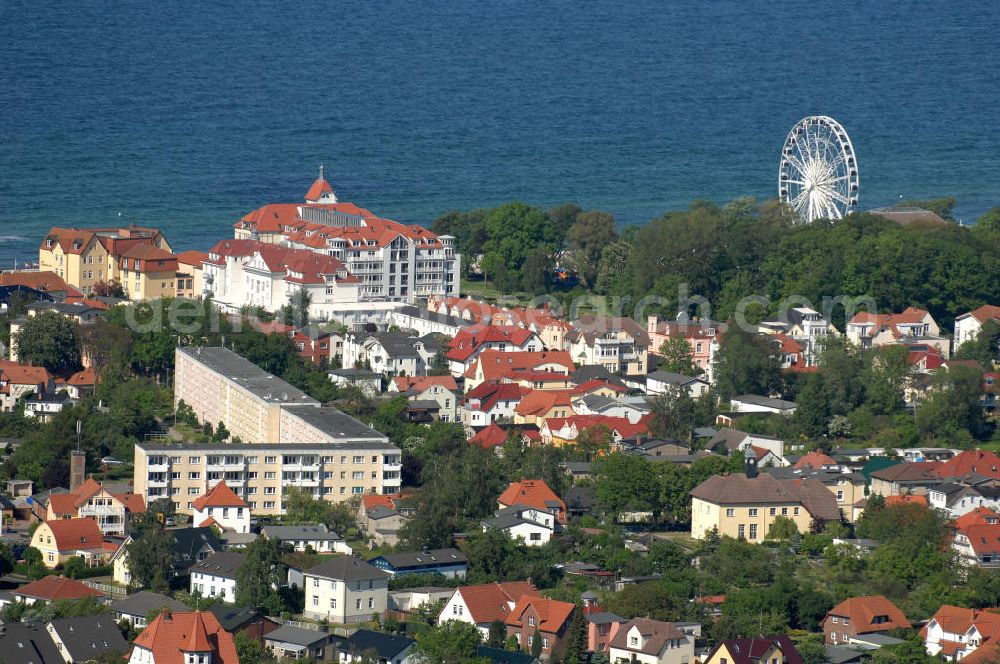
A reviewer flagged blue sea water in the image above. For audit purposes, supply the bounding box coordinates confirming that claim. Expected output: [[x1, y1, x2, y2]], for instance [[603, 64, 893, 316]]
[[1, 0, 998, 266]]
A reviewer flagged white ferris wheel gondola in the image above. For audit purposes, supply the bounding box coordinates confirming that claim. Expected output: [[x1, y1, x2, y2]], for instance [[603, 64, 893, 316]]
[[778, 116, 860, 223]]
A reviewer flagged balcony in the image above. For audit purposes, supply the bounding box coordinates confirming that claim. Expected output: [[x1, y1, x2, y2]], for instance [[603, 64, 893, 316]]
[[383, 463, 402, 473], [147, 478, 169, 489], [147, 463, 169, 473]]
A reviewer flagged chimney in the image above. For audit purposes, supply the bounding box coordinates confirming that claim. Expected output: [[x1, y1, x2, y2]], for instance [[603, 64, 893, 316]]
[[70, 450, 86, 492], [744, 447, 758, 480]]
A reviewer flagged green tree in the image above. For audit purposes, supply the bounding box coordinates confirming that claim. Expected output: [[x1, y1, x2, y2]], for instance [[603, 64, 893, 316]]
[[14, 310, 82, 373], [865, 345, 911, 416], [560, 604, 588, 664], [649, 385, 696, 440], [657, 336, 696, 376], [565, 210, 617, 288], [428, 350, 451, 376], [487, 619, 507, 648], [916, 364, 986, 440], [481, 202, 555, 272], [713, 326, 784, 401], [235, 537, 285, 610], [234, 630, 267, 664], [530, 629, 544, 657], [125, 527, 173, 590], [412, 620, 489, 664], [796, 634, 828, 664], [594, 238, 634, 296], [280, 288, 312, 327], [520, 245, 553, 294], [766, 516, 799, 540], [592, 454, 659, 519]]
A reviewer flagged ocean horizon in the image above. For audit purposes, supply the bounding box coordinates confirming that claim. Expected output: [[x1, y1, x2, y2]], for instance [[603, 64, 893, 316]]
[[1, 0, 998, 266]]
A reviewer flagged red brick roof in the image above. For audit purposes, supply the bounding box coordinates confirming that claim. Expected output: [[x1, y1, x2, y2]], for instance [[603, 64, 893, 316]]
[[570, 378, 626, 395], [885, 494, 928, 507], [0, 361, 52, 386], [453, 581, 538, 625], [468, 423, 509, 449], [964, 305, 1000, 324], [175, 250, 209, 267], [824, 595, 910, 633], [392, 375, 458, 393], [446, 326, 537, 362], [514, 390, 573, 418], [132, 611, 237, 664], [498, 479, 566, 523], [794, 450, 838, 470], [305, 176, 334, 202], [505, 596, 575, 633], [543, 414, 652, 440], [474, 350, 575, 383], [15, 575, 103, 602], [192, 481, 247, 511], [113, 493, 146, 514], [44, 517, 104, 551], [956, 507, 1000, 532], [464, 382, 526, 413], [0, 270, 80, 295], [963, 524, 1000, 557], [66, 367, 98, 387], [935, 450, 1000, 480]]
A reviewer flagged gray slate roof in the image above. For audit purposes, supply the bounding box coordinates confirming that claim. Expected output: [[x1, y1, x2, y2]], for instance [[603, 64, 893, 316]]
[[306, 556, 391, 582], [111, 590, 187, 617], [47, 615, 129, 662], [374, 548, 467, 570], [340, 629, 415, 659], [190, 551, 246, 579], [0, 622, 64, 664], [265, 625, 330, 647], [177, 347, 317, 405], [262, 524, 343, 542]]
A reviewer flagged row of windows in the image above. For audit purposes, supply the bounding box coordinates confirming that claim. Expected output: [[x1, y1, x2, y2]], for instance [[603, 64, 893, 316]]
[[725, 507, 800, 518], [150, 454, 382, 465]]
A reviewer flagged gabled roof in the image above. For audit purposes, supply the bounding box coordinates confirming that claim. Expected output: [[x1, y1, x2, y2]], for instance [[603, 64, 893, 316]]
[[794, 450, 838, 470], [48, 478, 105, 516], [111, 591, 188, 618], [956, 507, 1000, 532], [190, 552, 246, 580], [340, 629, 414, 659], [15, 575, 102, 602], [475, 350, 575, 383], [132, 611, 237, 664], [175, 250, 210, 267], [568, 316, 650, 347], [48, 615, 130, 661], [0, 270, 79, 294], [936, 450, 1000, 480], [44, 517, 104, 552], [192, 481, 248, 511], [0, 622, 64, 664], [514, 390, 573, 417], [446, 325, 538, 362], [824, 595, 910, 633], [392, 375, 458, 393], [960, 305, 1000, 324], [544, 414, 653, 441], [305, 176, 334, 202], [0, 361, 52, 386], [452, 581, 538, 625], [690, 474, 840, 521], [372, 548, 467, 570], [499, 480, 566, 521], [305, 556, 391, 582], [609, 618, 687, 655], [465, 382, 526, 412], [708, 636, 804, 664], [469, 423, 510, 449], [504, 596, 575, 633]]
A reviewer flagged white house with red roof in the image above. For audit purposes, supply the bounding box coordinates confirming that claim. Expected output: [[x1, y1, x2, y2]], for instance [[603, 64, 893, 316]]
[[437, 581, 538, 639], [129, 610, 238, 664], [203, 239, 360, 320], [498, 479, 567, 525], [233, 171, 460, 302], [389, 375, 460, 422], [464, 350, 575, 391], [445, 325, 542, 376], [922, 604, 1000, 662], [461, 382, 526, 429], [46, 477, 145, 537], [955, 305, 1000, 351], [647, 314, 726, 380], [0, 360, 54, 413], [191, 481, 250, 534], [846, 307, 949, 356]]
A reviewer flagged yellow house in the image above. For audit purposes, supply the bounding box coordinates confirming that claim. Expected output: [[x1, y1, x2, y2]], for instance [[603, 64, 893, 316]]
[[175, 250, 208, 298], [703, 635, 802, 664], [689, 468, 841, 541], [38, 225, 172, 296], [512, 390, 575, 427], [117, 245, 179, 300], [30, 518, 107, 568]]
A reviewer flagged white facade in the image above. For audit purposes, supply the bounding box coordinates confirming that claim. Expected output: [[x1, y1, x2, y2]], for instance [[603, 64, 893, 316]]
[[190, 570, 237, 603], [923, 616, 982, 660], [193, 503, 251, 534], [484, 506, 556, 547], [302, 567, 390, 624], [608, 623, 694, 664], [437, 591, 513, 640]]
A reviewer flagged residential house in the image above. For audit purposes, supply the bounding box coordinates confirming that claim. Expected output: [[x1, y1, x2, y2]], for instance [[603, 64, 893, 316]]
[[203, 238, 360, 319], [729, 394, 798, 415], [462, 382, 525, 428], [233, 171, 461, 302], [540, 414, 652, 447], [0, 270, 81, 301], [62, 366, 100, 399], [795, 450, 840, 470], [10, 576, 103, 606], [389, 587, 455, 615], [0, 361, 54, 413], [438, 581, 538, 639], [646, 371, 710, 398], [189, 551, 245, 603], [117, 244, 180, 300], [0, 623, 64, 663], [505, 596, 575, 660], [209, 605, 281, 646], [846, 307, 949, 357], [369, 548, 468, 579], [302, 557, 391, 624], [709, 429, 785, 459], [822, 595, 911, 645], [464, 350, 575, 392], [922, 604, 1000, 662], [868, 462, 942, 497], [758, 307, 838, 365], [690, 458, 841, 540], [930, 482, 1000, 518], [766, 467, 868, 524], [111, 591, 189, 628], [588, 611, 625, 653], [191, 481, 251, 534], [342, 330, 436, 377], [128, 610, 238, 664], [954, 305, 1000, 350], [30, 517, 108, 568], [261, 524, 351, 553], [607, 618, 694, 664], [329, 368, 381, 397], [566, 316, 650, 376], [702, 636, 804, 664], [482, 505, 558, 546], [175, 249, 207, 298], [390, 304, 466, 338], [46, 614, 130, 663], [446, 325, 542, 376], [646, 314, 725, 380], [357, 494, 413, 547], [499, 479, 567, 525], [264, 625, 336, 661], [46, 478, 145, 537], [38, 224, 172, 296], [513, 390, 575, 426], [468, 423, 512, 451], [571, 393, 651, 423], [338, 629, 416, 664], [391, 375, 460, 422], [112, 526, 222, 587]]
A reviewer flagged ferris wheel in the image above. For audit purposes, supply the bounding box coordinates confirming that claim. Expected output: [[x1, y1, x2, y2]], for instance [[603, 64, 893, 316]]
[[778, 116, 859, 223]]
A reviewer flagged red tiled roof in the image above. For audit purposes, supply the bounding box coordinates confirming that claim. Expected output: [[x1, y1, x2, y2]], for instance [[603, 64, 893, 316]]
[[175, 250, 210, 267], [305, 177, 334, 202], [192, 481, 247, 511], [392, 375, 458, 393], [0, 271, 80, 295], [67, 368, 98, 387], [514, 390, 573, 418], [935, 450, 1000, 480], [464, 382, 526, 413], [44, 517, 104, 551], [113, 493, 146, 514], [543, 414, 652, 440], [963, 524, 1000, 557], [207, 239, 352, 285], [824, 595, 910, 633], [505, 596, 575, 633], [454, 581, 538, 625], [570, 378, 626, 395], [475, 350, 575, 383], [468, 423, 509, 449], [15, 575, 103, 601], [795, 450, 838, 470], [132, 611, 237, 664], [964, 305, 1000, 325], [0, 360, 52, 386], [499, 479, 566, 523], [885, 494, 928, 506], [446, 326, 538, 362], [956, 508, 1000, 532]]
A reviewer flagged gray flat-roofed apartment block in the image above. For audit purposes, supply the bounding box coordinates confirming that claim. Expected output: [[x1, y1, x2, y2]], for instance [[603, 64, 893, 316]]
[[177, 346, 317, 405], [282, 405, 389, 443]]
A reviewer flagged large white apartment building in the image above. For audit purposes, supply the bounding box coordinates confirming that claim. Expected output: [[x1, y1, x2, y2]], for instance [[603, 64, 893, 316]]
[[202, 239, 361, 321], [232, 169, 461, 303]]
